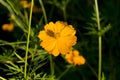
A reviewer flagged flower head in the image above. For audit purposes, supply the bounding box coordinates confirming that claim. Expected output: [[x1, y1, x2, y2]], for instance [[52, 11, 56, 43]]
[[2, 23, 14, 32], [38, 21, 77, 56], [20, 0, 31, 8], [65, 50, 85, 65]]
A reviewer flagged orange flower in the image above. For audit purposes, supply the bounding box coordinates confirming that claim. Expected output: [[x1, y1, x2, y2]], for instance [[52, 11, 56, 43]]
[[38, 21, 77, 56], [32, 6, 42, 13], [20, 0, 31, 8], [65, 50, 85, 65], [20, 1, 42, 13], [2, 23, 14, 32]]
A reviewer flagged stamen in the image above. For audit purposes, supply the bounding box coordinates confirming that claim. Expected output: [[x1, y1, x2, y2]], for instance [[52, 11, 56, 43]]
[[46, 30, 55, 37]]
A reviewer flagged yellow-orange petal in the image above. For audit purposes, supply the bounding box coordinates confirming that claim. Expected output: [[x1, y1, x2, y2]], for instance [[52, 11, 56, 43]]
[[45, 22, 55, 32], [38, 31, 52, 40], [57, 37, 70, 54], [40, 39, 56, 53], [64, 36, 77, 47], [65, 52, 73, 64], [73, 56, 85, 65], [54, 21, 65, 33], [73, 50, 79, 56], [52, 45, 59, 56], [61, 25, 76, 37]]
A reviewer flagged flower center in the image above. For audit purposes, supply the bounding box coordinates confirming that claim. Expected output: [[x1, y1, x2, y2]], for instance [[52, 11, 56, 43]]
[[46, 30, 60, 38], [55, 33, 60, 38], [46, 30, 54, 37]]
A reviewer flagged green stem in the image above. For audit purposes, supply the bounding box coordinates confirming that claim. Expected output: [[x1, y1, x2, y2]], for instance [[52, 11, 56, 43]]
[[0, 41, 26, 46], [0, 0, 13, 14], [24, 9, 29, 26], [39, 0, 48, 23], [86, 62, 98, 78], [63, 7, 67, 21], [50, 55, 54, 79], [14, 52, 25, 62], [24, 0, 34, 79], [95, 0, 102, 80], [98, 36, 102, 80], [6, 0, 18, 15], [57, 65, 72, 80]]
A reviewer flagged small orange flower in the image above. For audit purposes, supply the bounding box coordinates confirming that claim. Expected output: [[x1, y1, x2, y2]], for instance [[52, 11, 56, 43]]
[[33, 6, 42, 13], [38, 21, 77, 56], [20, 1, 42, 13], [20, 0, 31, 8], [2, 23, 14, 32], [65, 50, 85, 65]]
